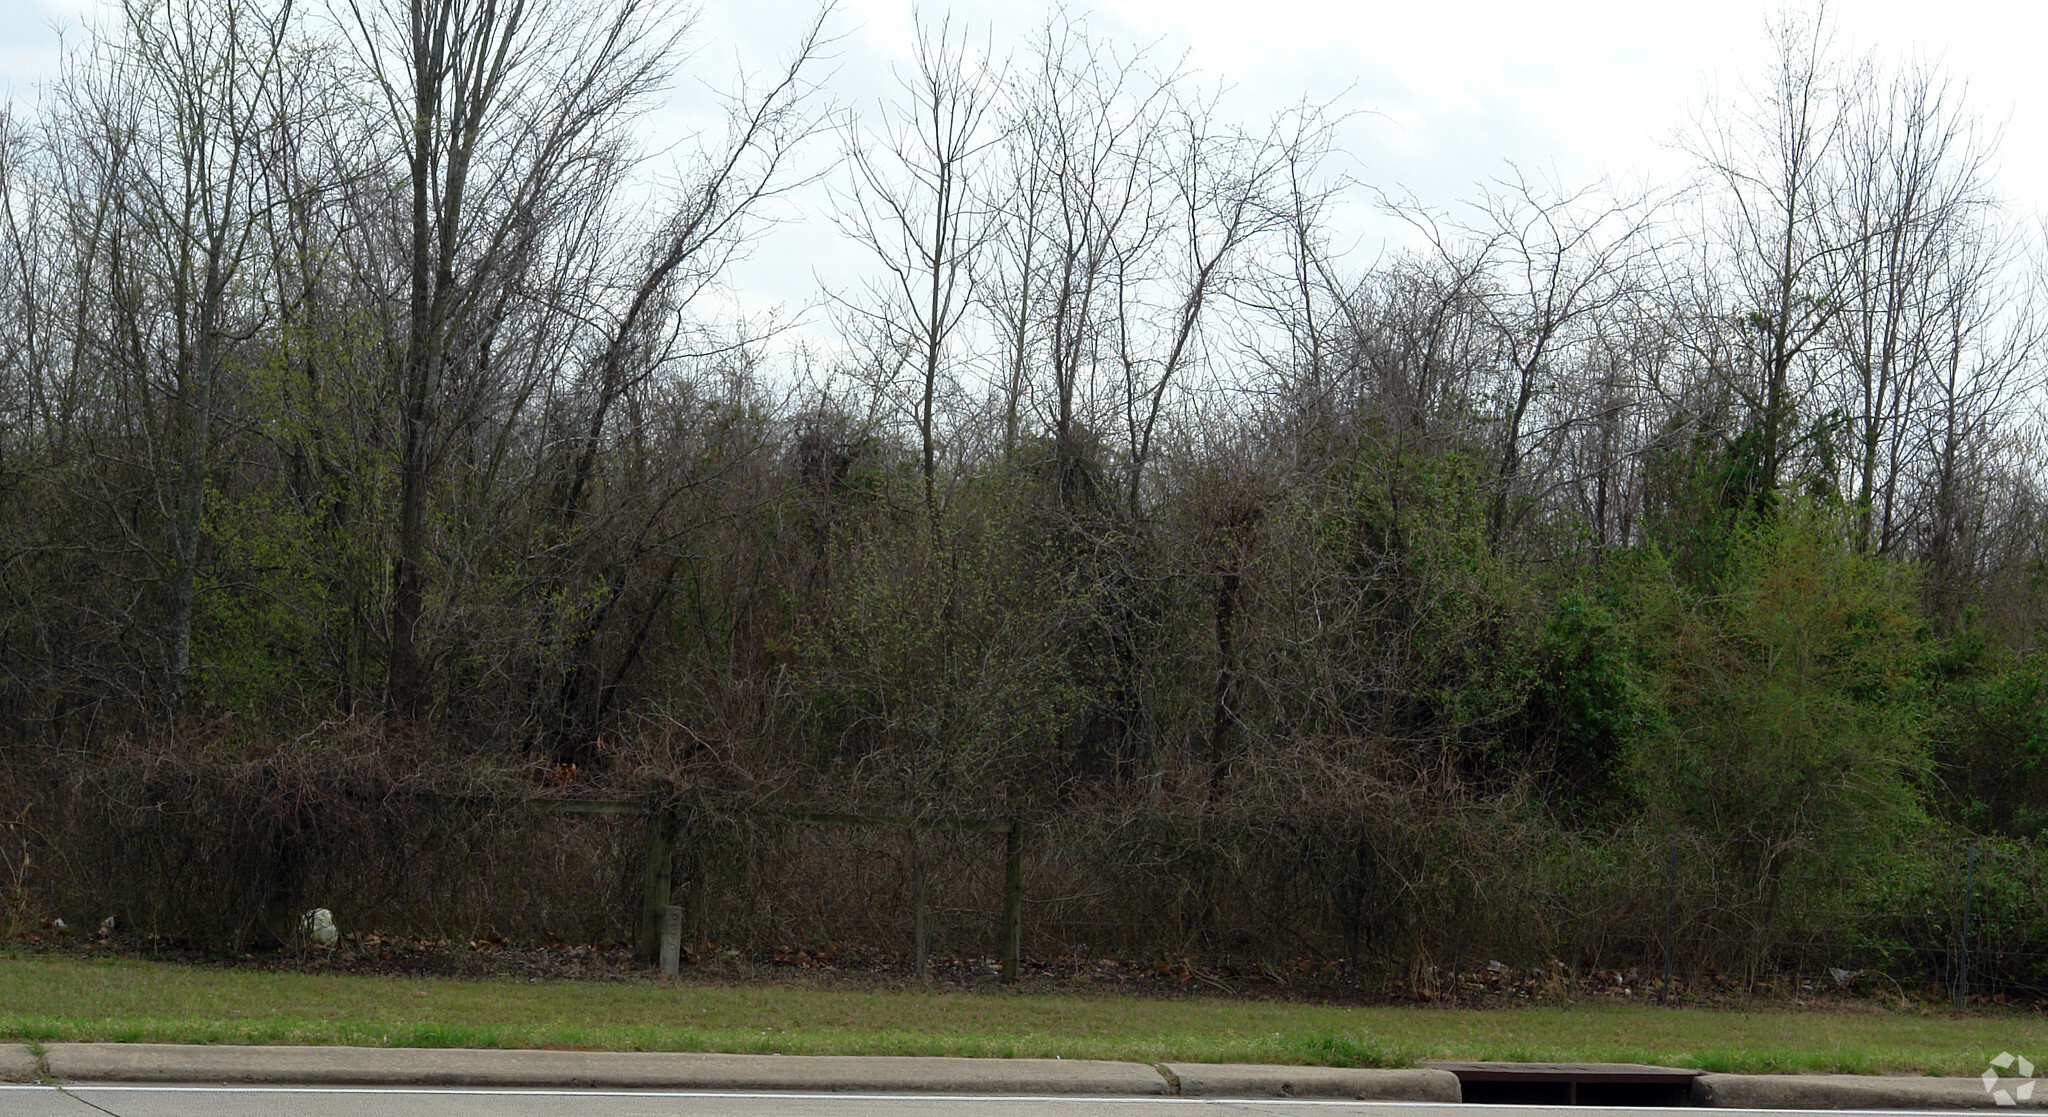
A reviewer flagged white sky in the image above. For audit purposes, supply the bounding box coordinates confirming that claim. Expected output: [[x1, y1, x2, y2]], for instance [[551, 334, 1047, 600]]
[[6, 0, 2045, 326]]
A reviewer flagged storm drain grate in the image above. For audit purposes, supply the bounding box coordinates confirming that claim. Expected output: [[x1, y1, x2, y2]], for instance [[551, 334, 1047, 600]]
[[1424, 1061, 1705, 1106]]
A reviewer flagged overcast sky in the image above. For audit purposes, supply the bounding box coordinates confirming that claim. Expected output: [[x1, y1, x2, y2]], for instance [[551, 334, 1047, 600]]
[[702, 0, 2048, 214], [6, 0, 2044, 327]]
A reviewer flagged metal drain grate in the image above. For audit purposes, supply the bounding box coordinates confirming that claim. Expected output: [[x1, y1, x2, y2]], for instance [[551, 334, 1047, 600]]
[[1423, 1061, 1706, 1106]]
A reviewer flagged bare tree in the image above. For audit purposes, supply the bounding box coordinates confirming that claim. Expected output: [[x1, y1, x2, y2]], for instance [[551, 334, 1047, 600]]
[[39, 0, 301, 705], [1912, 229, 2041, 624], [834, 14, 996, 519], [1826, 58, 2001, 554], [989, 14, 1175, 509], [1237, 104, 1351, 452], [553, 8, 830, 532], [1689, 5, 1847, 509], [1555, 299, 1689, 551], [1111, 97, 1301, 517], [532, 11, 831, 755], [336, 0, 686, 712], [1394, 171, 1656, 547]]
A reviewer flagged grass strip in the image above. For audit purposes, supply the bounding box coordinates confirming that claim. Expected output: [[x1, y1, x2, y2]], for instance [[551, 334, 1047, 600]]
[[2, 955, 2042, 1075]]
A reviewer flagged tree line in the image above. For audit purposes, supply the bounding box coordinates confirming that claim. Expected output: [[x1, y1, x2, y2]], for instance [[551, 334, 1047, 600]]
[[5, 0, 2048, 968]]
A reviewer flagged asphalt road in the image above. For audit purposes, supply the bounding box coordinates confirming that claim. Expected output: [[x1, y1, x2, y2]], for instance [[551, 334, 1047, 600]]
[[0, 1087, 1963, 1117]]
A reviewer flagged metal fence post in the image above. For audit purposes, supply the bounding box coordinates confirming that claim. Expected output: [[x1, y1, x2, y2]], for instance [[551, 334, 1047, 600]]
[[913, 847, 928, 980], [1957, 843, 1977, 1010], [636, 794, 679, 965], [660, 904, 682, 975], [1661, 839, 1678, 1004], [1000, 819, 1023, 984]]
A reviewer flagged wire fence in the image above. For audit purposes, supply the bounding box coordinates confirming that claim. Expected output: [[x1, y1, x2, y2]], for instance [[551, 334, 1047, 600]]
[[8, 792, 2045, 1004]]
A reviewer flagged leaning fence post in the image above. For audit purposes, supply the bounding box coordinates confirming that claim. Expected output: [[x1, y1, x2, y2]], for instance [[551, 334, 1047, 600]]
[[1957, 842, 1977, 1010], [1000, 818, 1023, 984], [637, 790, 679, 965]]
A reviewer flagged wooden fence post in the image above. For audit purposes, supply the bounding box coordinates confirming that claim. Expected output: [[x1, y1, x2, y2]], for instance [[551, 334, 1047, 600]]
[[637, 793, 679, 965], [1000, 818, 1022, 984]]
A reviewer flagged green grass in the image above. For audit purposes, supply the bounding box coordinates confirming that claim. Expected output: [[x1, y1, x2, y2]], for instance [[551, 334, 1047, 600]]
[[0, 955, 2042, 1074]]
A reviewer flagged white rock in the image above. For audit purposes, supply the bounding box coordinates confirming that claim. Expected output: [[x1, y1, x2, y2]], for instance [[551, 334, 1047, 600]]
[[300, 908, 338, 946]]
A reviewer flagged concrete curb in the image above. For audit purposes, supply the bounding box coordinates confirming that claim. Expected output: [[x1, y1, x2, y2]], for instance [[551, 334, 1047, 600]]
[[42, 1044, 1446, 1099], [1163, 1063, 1460, 1101], [1696, 1072, 2048, 1110], [42, 1045, 1169, 1094], [0, 1044, 38, 1082], [35, 1043, 2045, 1108]]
